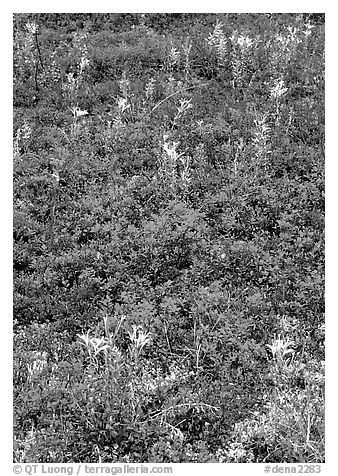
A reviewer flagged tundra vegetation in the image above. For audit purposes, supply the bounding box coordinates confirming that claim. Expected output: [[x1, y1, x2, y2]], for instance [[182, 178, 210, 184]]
[[13, 13, 324, 463]]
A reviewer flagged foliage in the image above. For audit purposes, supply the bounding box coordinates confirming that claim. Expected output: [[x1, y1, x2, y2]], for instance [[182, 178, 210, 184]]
[[13, 13, 324, 463]]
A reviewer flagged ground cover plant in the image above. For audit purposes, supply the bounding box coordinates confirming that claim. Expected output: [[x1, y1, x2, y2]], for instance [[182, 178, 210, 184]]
[[13, 13, 325, 463]]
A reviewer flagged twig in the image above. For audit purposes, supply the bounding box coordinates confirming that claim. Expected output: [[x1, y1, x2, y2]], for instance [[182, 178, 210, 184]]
[[144, 81, 211, 118], [147, 402, 220, 421], [34, 30, 44, 71], [34, 60, 39, 94]]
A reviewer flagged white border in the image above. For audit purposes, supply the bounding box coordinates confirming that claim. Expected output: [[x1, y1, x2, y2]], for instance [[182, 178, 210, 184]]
[[2, 3, 335, 474], [4, 1, 333, 13]]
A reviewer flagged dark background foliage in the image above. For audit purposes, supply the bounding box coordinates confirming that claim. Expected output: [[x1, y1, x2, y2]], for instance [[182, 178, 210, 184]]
[[13, 13, 324, 463]]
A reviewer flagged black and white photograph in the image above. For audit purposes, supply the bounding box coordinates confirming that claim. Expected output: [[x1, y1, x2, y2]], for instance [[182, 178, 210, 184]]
[[12, 9, 325, 469]]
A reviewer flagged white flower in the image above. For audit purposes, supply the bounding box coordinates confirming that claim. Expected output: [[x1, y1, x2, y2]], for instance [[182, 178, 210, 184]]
[[128, 325, 152, 356], [266, 334, 296, 364], [237, 35, 254, 49], [78, 332, 110, 356], [79, 57, 90, 70], [270, 79, 288, 99], [26, 22, 38, 34], [116, 97, 130, 113], [303, 22, 315, 38], [207, 20, 226, 47], [286, 26, 302, 44], [71, 107, 88, 118]]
